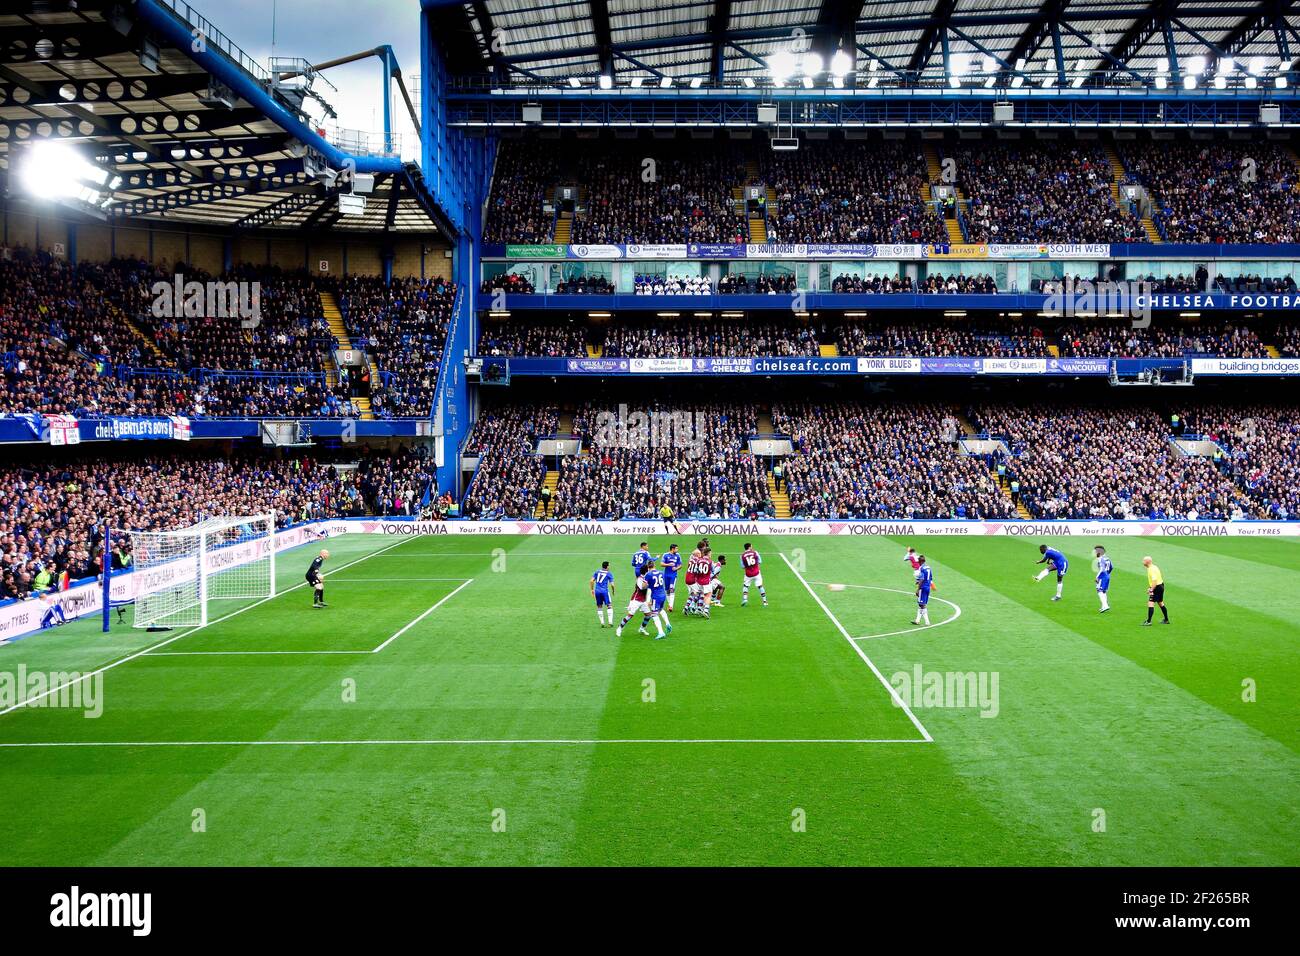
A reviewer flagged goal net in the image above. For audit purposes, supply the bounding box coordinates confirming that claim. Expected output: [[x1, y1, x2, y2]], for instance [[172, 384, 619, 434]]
[[127, 514, 276, 629]]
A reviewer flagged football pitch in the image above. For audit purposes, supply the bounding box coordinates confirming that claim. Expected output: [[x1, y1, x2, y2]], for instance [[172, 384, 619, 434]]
[[0, 533, 1295, 866]]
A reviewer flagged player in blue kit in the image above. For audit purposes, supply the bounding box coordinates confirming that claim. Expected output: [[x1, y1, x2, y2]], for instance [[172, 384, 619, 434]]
[[660, 543, 682, 612], [1034, 544, 1069, 601], [1093, 546, 1112, 613], [641, 560, 673, 640], [632, 542, 652, 578], [912, 555, 934, 625], [591, 561, 615, 627]]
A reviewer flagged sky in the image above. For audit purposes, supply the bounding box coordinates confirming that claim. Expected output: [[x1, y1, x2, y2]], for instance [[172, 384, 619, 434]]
[[193, 0, 424, 155]]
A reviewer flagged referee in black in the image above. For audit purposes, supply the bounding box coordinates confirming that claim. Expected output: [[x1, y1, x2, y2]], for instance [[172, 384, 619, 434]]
[[307, 548, 330, 608]]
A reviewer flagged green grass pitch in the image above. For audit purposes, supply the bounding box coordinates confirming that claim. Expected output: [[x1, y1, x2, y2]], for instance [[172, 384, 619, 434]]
[[0, 533, 1295, 866]]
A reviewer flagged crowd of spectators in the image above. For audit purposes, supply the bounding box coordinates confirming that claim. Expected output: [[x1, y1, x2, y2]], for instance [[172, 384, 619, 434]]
[[1213, 273, 1297, 294], [460, 405, 557, 519], [760, 142, 948, 245], [601, 320, 819, 358], [633, 274, 712, 295], [554, 275, 614, 294], [0, 447, 436, 603], [1194, 406, 1300, 520], [917, 273, 999, 294], [1055, 321, 1269, 358], [570, 146, 745, 245], [718, 273, 798, 294], [956, 142, 1145, 244], [550, 402, 769, 519], [828, 273, 913, 293], [335, 275, 455, 417], [837, 323, 1050, 357], [478, 319, 586, 357], [1122, 142, 1300, 243], [480, 273, 535, 295], [1276, 325, 1300, 357], [972, 404, 1257, 519], [483, 143, 562, 245], [772, 402, 1016, 520]]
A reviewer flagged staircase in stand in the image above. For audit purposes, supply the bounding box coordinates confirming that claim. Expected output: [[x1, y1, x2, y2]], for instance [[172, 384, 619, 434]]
[[554, 211, 573, 244], [1106, 142, 1162, 242], [818, 342, 840, 357], [114, 305, 170, 366], [320, 290, 375, 420], [923, 143, 966, 243], [766, 472, 791, 519], [995, 474, 1034, 521], [557, 410, 574, 435], [748, 216, 767, 243], [532, 469, 560, 519]]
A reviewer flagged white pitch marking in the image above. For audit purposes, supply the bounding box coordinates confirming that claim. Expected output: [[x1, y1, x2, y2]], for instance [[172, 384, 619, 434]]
[[370, 578, 475, 653], [779, 553, 933, 743], [0, 737, 932, 749], [0, 537, 412, 718], [808, 582, 962, 641]]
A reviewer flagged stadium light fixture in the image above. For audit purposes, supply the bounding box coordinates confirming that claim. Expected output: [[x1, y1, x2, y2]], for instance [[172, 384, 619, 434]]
[[802, 76, 814, 89], [832, 75, 844, 89], [802, 52, 823, 77], [768, 50, 796, 86], [1245, 76, 1258, 89], [598, 74, 612, 90], [19, 140, 111, 205], [1249, 56, 1266, 76], [568, 77, 582, 88], [743, 77, 756, 88], [1277, 76, 1289, 88], [1072, 75, 1085, 88], [1186, 55, 1207, 76], [660, 76, 673, 88], [1154, 76, 1168, 89], [1213, 75, 1227, 89], [1219, 57, 1235, 75], [630, 77, 643, 88], [690, 77, 703, 89], [1183, 75, 1197, 89], [830, 50, 852, 78], [867, 76, 879, 88]]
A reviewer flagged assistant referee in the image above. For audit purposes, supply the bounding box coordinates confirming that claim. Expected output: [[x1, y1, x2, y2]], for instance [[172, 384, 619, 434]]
[[1141, 555, 1169, 626], [307, 548, 330, 608]]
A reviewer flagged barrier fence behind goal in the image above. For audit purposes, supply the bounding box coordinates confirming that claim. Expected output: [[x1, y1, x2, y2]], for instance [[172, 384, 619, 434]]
[[105, 514, 277, 630]]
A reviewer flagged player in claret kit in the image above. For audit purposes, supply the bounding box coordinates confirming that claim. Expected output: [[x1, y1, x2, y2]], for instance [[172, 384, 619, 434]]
[[710, 555, 727, 607], [740, 542, 768, 607], [1034, 544, 1069, 601], [904, 546, 922, 572], [660, 543, 682, 612], [591, 561, 616, 627], [616, 565, 652, 637], [692, 548, 713, 618]]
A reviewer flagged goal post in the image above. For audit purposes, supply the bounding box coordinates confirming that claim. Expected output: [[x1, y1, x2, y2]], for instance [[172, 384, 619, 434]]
[[122, 513, 276, 629]]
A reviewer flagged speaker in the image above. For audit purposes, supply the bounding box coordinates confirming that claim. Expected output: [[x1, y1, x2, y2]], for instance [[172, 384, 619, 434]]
[[993, 102, 1014, 123]]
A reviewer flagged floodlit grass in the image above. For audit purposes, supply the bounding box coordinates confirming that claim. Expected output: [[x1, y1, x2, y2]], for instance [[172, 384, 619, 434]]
[[0, 533, 1295, 866]]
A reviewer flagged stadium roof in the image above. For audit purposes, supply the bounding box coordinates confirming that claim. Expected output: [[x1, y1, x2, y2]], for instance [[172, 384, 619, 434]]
[[1, 0, 448, 234], [448, 0, 1297, 89]]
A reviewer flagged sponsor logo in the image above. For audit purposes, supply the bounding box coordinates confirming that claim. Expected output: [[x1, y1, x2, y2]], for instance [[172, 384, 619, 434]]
[[1161, 524, 1228, 536]]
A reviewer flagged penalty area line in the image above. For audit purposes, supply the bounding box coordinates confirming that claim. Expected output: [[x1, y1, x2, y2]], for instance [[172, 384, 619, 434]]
[[779, 553, 933, 744], [370, 578, 475, 653], [0, 537, 412, 719]]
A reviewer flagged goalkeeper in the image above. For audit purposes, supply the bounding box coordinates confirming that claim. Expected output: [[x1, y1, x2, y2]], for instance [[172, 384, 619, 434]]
[[306, 549, 330, 608]]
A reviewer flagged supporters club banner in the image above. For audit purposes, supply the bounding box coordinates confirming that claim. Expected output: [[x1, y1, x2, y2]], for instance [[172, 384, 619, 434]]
[[489, 242, 1113, 260], [81, 417, 193, 441], [498, 356, 1109, 377]]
